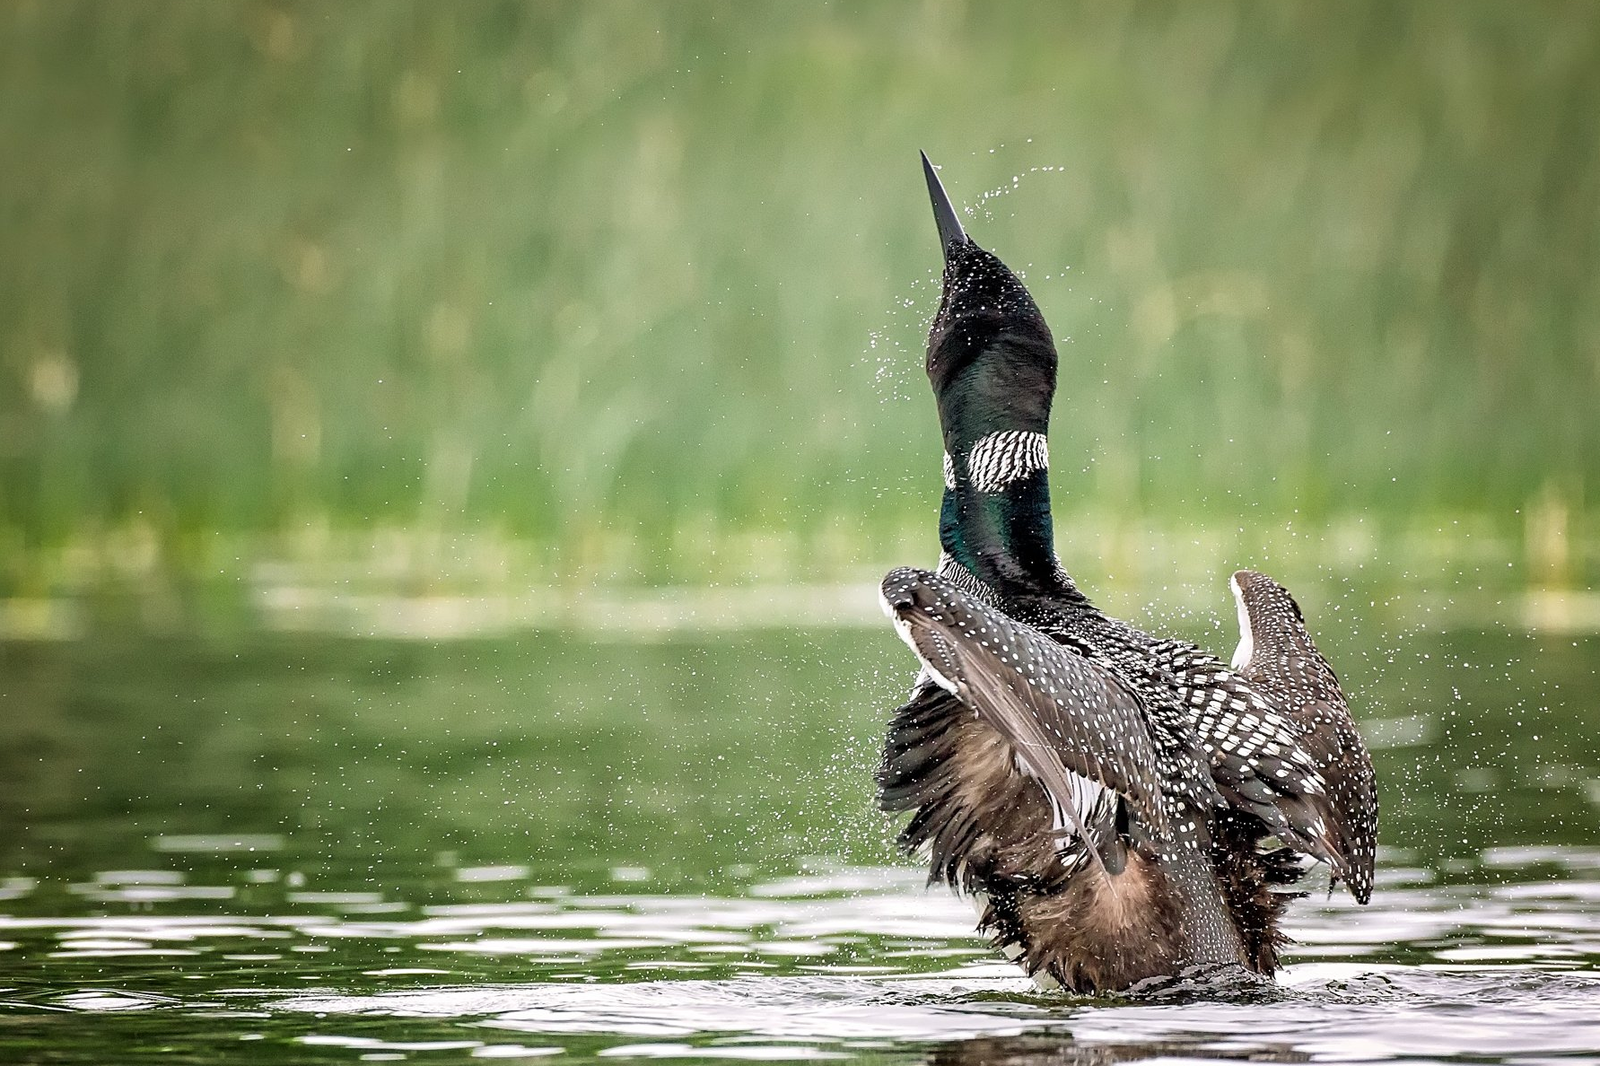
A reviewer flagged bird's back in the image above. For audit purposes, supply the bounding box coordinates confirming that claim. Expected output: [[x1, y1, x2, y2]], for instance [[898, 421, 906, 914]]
[[880, 565, 1252, 989]]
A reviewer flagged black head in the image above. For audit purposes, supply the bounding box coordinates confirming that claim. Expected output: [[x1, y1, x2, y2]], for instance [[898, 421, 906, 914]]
[[920, 153, 1058, 451]]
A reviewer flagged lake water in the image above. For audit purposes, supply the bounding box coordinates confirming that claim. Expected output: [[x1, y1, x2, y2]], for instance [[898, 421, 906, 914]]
[[2, 603, 1598, 1063]]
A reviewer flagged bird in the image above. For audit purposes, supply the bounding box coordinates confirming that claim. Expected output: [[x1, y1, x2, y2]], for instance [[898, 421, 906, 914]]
[[876, 152, 1377, 993]]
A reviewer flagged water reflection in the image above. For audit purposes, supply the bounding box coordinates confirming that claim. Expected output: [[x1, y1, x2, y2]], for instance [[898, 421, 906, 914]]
[[926, 1034, 1308, 1066]]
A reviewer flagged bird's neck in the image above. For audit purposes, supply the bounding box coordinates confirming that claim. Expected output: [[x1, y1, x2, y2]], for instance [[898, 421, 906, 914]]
[[936, 418, 1078, 601]]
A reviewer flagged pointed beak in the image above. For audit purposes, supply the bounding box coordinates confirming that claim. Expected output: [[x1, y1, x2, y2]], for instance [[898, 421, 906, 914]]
[[920, 150, 967, 260]]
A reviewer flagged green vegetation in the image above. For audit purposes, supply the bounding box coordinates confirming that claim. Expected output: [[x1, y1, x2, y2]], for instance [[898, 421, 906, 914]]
[[2, 2, 1596, 596]]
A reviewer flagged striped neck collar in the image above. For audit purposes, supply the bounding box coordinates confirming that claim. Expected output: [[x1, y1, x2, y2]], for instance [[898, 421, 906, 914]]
[[939, 428, 1073, 598]]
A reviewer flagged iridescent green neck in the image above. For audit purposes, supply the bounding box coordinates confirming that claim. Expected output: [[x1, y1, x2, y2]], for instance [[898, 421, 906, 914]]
[[938, 431, 1061, 594]]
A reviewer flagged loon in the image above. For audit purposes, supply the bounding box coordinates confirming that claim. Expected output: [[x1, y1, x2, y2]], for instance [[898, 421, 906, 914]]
[[877, 153, 1377, 993]]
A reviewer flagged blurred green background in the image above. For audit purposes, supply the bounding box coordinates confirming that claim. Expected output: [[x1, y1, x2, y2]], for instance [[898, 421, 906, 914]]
[[1, 1, 1596, 614]]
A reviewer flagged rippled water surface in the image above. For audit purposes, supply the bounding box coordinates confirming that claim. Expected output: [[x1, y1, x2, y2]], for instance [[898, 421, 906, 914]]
[[2, 620, 1598, 1063]]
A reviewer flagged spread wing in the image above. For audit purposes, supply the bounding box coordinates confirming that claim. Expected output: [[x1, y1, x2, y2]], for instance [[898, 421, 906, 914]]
[[880, 567, 1167, 865], [1165, 657, 1354, 885], [1228, 569, 1378, 903]]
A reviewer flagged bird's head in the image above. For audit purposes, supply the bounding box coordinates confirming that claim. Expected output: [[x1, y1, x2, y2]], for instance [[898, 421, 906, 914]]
[[920, 152, 1058, 451]]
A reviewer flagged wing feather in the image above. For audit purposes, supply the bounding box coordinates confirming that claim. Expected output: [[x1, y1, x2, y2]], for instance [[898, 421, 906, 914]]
[[881, 567, 1167, 859], [1225, 569, 1379, 903]]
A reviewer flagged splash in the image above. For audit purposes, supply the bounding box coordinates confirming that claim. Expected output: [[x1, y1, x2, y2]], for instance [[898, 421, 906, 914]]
[[865, 274, 938, 404]]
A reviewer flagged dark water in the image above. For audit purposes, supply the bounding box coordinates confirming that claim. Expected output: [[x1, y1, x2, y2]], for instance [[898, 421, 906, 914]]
[[2, 612, 1599, 1063]]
